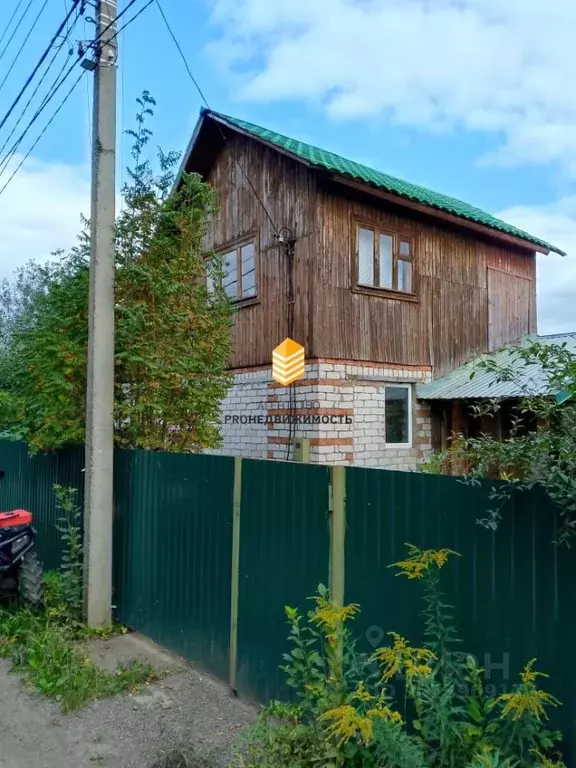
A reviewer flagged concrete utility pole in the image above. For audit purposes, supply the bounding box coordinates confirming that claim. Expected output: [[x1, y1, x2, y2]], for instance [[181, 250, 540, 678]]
[[84, 0, 117, 628]]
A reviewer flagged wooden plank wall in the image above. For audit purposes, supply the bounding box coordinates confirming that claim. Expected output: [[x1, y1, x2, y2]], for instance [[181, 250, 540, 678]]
[[204, 137, 536, 376], [312, 182, 536, 376], [487, 268, 532, 351], [204, 135, 317, 368]]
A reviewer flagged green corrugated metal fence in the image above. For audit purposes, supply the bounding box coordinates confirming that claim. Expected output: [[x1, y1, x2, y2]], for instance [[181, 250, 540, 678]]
[[113, 449, 234, 680], [0, 441, 574, 761], [345, 467, 576, 760], [0, 442, 84, 569], [235, 459, 330, 702]]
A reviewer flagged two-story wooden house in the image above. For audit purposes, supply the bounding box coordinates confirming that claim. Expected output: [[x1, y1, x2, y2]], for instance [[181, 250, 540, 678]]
[[180, 109, 564, 468]]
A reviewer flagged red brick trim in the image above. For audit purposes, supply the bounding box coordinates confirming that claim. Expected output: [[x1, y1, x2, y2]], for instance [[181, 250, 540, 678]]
[[268, 378, 355, 389], [315, 358, 432, 372], [268, 436, 353, 447], [228, 358, 432, 375], [266, 408, 354, 416]]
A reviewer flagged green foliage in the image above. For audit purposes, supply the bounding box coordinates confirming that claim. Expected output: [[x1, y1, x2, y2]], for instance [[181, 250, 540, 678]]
[[0, 485, 152, 711], [0, 606, 156, 711], [233, 546, 565, 768], [424, 339, 576, 543], [0, 91, 231, 452], [53, 484, 83, 619]]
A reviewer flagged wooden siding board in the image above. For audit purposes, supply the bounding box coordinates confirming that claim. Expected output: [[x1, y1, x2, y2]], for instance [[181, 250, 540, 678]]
[[311, 183, 533, 373], [488, 268, 532, 352], [203, 140, 536, 375], [204, 135, 317, 367]]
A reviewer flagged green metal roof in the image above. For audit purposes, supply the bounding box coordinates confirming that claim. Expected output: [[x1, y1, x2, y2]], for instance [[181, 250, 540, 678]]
[[417, 333, 576, 400], [204, 110, 565, 256]]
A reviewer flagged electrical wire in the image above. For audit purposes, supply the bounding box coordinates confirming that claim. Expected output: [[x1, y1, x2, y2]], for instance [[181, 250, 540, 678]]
[[0, 71, 85, 199], [0, 13, 78, 161], [0, 0, 35, 64], [0, 0, 50, 97], [0, 0, 150, 177], [153, 0, 280, 238], [153, 0, 302, 457], [0, 0, 26, 52], [0, 0, 156, 195], [0, 0, 81, 133]]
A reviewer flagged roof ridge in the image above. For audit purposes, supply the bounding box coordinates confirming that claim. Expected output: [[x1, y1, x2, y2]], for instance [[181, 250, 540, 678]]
[[205, 109, 566, 257], [538, 332, 576, 338]]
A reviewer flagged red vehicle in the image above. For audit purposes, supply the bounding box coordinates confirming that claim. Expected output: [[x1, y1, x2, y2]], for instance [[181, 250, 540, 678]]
[[0, 471, 44, 606]]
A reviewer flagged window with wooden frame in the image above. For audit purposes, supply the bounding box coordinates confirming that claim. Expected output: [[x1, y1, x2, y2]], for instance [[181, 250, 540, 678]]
[[356, 224, 415, 296], [207, 239, 257, 303]]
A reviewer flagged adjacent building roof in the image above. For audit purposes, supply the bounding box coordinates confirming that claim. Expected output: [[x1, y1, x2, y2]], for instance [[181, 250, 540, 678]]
[[196, 109, 565, 256], [417, 333, 576, 400]]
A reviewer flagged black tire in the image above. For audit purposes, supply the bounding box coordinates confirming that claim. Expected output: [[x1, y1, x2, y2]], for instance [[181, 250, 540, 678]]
[[18, 552, 44, 608]]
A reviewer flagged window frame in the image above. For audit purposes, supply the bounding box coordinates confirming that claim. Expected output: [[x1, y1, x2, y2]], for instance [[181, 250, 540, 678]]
[[353, 220, 417, 301], [384, 383, 413, 447], [207, 234, 259, 306]]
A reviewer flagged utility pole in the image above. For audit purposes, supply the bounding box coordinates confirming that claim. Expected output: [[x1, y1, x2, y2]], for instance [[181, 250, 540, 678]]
[[84, 0, 117, 628]]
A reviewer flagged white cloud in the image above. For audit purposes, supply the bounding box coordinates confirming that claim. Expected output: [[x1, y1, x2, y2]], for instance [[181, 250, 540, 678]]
[[208, 0, 576, 172], [0, 157, 89, 283], [497, 198, 576, 335]]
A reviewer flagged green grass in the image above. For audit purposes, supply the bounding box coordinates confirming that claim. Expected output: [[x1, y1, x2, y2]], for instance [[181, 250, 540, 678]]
[[150, 747, 215, 768], [0, 573, 158, 712]]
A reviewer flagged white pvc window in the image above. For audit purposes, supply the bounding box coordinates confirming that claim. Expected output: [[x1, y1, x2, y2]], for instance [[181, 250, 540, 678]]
[[384, 384, 412, 446]]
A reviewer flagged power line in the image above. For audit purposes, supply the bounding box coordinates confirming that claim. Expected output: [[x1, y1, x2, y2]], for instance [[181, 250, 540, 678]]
[[0, 0, 148, 177], [0, 0, 50, 97], [0, 0, 35, 64], [153, 0, 210, 108], [0, 0, 81, 134], [0, 0, 26, 52], [0, 71, 85, 199], [0, 0, 155, 195], [0, 19, 77, 161], [153, 0, 280, 237]]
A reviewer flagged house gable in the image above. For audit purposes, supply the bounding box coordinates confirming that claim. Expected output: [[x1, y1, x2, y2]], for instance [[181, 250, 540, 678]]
[[183, 111, 543, 376]]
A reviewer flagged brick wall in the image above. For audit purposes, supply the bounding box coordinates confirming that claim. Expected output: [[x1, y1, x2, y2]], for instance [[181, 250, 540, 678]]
[[208, 361, 433, 470]]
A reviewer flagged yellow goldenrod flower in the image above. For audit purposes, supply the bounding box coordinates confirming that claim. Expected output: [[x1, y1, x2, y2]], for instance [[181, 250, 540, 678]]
[[405, 659, 434, 678], [309, 595, 360, 645], [497, 660, 561, 721], [521, 658, 547, 685], [367, 700, 403, 725], [390, 543, 459, 580], [371, 632, 435, 682], [320, 705, 373, 746], [351, 681, 374, 704]]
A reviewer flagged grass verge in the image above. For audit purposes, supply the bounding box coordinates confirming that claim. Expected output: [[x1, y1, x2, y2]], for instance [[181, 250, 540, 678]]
[[0, 573, 158, 712]]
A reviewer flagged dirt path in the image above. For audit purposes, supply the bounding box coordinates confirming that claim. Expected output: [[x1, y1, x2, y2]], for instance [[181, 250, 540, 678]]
[[0, 634, 255, 768]]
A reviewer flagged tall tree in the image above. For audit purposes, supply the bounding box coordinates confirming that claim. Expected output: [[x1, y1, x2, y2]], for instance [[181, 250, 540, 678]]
[[0, 92, 232, 452]]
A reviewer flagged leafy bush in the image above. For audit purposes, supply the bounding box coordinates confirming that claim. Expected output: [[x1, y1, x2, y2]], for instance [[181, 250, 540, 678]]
[[422, 339, 576, 543], [233, 546, 565, 768], [0, 484, 155, 711]]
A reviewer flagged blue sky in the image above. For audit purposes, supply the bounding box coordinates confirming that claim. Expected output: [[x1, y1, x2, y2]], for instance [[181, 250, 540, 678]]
[[0, 0, 575, 332]]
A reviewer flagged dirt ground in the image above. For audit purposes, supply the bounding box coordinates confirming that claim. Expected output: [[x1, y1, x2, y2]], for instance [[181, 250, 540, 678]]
[[0, 633, 255, 768]]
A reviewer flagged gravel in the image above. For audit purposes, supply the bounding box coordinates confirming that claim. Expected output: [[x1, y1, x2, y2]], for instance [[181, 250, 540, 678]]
[[0, 636, 256, 768]]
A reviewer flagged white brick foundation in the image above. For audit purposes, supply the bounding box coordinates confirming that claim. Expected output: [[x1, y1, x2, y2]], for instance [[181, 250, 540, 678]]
[[208, 361, 433, 470]]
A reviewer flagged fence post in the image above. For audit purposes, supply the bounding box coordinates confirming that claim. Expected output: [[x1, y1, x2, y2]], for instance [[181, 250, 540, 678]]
[[329, 465, 346, 606], [229, 456, 242, 693], [294, 437, 311, 463]]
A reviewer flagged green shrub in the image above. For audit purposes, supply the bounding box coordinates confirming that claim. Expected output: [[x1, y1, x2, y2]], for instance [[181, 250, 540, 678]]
[[0, 484, 155, 711], [233, 546, 565, 768]]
